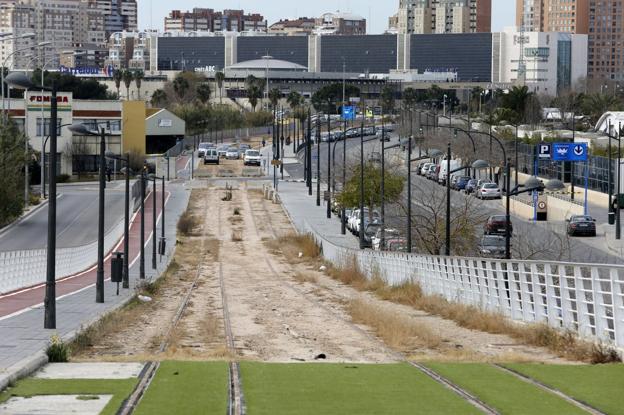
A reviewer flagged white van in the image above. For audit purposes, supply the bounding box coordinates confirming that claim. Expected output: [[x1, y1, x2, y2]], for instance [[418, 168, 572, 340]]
[[437, 159, 462, 185]]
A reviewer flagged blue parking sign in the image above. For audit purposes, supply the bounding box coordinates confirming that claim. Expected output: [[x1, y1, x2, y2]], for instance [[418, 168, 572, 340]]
[[342, 106, 355, 121], [552, 143, 588, 162]]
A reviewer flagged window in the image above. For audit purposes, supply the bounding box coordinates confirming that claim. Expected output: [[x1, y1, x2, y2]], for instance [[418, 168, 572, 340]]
[[36, 118, 62, 137]]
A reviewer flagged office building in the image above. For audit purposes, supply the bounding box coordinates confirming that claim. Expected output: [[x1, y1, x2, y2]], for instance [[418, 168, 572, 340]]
[[515, 0, 588, 33], [164, 8, 267, 33], [587, 0, 623, 81], [398, 0, 491, 34]]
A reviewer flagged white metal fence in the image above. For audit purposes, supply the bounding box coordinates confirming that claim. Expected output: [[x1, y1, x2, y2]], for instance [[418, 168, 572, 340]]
[[0, 218, 125, 295], [304, 221, 624, 348]]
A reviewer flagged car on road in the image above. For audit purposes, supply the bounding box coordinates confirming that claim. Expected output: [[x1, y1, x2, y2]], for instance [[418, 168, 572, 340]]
[[477, 183, 502, 199], [453, 176, 471, 191], [203, 148, 219, 165], [426, 165, 439, 180], [226, 147, 240, 160], [217, 145, 229, 158], [566, 215, 597, 237], [419, 163, 434, 176], [478, 235, 506, 258], [484, 215, 513, 236], [243, 149, 262, 166], [372, 228, 401, 251], [386, 237, 408, 252], [363, 222, 382, 248], [465, 179, 479, 194]]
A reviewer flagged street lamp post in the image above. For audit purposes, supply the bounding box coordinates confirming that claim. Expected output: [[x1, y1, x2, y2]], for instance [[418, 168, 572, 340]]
[[139, 169, 146, 279], [307, 110, 312, 196], [326, 112, 331, 219], [341, 108, 347, 235], [316, 116, 321, 207], [106, 151, 130, 288], [407, 109, 413, 252], [359, 120, 365, 249], [445, 142, 451, 256]]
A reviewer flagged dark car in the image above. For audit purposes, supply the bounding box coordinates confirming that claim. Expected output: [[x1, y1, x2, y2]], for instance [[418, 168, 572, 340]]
[[465, 179, 479, 194], [453, 176, 471, 191], [484, 215, 513, 236], [567, 215, 597, 236], [363, 222, 382, 247], [478, 235, 506, 258]]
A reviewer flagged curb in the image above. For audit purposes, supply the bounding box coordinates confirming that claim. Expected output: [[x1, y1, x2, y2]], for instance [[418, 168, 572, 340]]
[[0, 197, 52, 238], [0, 352, 48, 392]]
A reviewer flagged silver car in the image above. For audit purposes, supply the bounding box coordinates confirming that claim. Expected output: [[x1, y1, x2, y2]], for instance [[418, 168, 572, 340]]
[[477, 183, 502, 199], [225, 147, 239, 160]]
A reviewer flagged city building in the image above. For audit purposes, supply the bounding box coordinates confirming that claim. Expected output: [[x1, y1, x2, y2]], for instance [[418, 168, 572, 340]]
[[314, 12, 366, 35], [268, 18, 316, 36], [387, 13, 399, 34], [398, 0, 491, 34], [90, 0, 138, 36], [515, 0, 588, 33], [492, 27, 588, 95], [587, 0, 623, 81], [105, 31, 157, 72], [164, 8, 267, 33]]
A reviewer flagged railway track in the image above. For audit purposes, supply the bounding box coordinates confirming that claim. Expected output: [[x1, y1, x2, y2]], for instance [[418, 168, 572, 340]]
[[119, 184, 246, 415]]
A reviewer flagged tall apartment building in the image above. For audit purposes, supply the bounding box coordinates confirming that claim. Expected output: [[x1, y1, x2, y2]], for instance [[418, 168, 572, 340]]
[[587, 0, 623, 81], [90, 0, 138, 36], [164, 8, 267, 33], [398, 0, 491, 34], [515, 0, 588, 33], [0, 0, 107, 69], [268, 18, 316, 36]]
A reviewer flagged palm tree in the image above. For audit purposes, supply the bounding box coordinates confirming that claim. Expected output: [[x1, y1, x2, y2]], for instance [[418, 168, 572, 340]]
[[501, 85, 532, 121], [173, 74, 190, 101], [380, 86, 396, 114], [247, 85, 261, 112], [113, 69, 123, 100], [196, 83, 211, 105], [402, 88, 418, 109], [122, 70, 134, 100], [151, 89, 167, 107], [269, 88, 281, 110], [287, 91, 303, 110], [215, 71, 225, 104], [134, 70, 144, 100]]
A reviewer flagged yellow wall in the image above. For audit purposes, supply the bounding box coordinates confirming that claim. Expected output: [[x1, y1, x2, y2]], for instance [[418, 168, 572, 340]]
[[122, 101, 147, 154]]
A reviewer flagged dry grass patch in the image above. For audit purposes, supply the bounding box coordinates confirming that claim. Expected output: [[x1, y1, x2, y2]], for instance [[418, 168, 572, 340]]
[[177, 211, 199, 236], [265, 234, 321, 262], [293, 272, 318, 284], [348, 298, 442, 351], [231, 230, 243, 242]]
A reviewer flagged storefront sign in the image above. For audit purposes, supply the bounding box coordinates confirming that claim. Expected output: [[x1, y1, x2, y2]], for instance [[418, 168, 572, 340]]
[[59, 65, 115, 77], [158, 119, 173, 128], [26, 92, 73, 112]]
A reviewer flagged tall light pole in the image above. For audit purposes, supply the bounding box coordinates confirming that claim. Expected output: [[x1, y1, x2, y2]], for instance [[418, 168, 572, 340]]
[[326, 110, 331, 219], [341, 58, 347, 234], [106, 152, 131, 288], [359, 119, 365, 249], [1, 33, 36, 115]]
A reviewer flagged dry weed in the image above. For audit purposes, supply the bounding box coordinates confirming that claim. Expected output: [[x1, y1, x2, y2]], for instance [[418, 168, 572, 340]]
[[266, 234, 321, 262], [293, 272, 318, 284], [348, 298, 441, 351], [232, 230, 243, 242]]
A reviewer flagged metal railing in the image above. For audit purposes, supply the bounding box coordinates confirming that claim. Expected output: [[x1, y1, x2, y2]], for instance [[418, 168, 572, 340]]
[[304, 220, 624, 348]]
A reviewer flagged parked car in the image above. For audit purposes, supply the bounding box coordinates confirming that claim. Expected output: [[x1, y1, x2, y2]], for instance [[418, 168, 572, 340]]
[[372, 228, 401, 251], [566, 215, 597, 236], [478, 235, 506, 258], [363, 222, 382, 247], [243, 149, 262, 166], [420, 163, 434, 176], [350, 209, 380, 235], [386, 238, 408, 252], [203, 148, 219, 165], [226, 147, 240, 160], [239, 144, 251, 152], [438, 159, 461, 185], [198, 142, 213, 158], [217, 145, 229, 158], [484, 215, 513, 236], [453, 176, 471, 191], [426, 165, 439, 180], [477, 183, 502, 199], [465, 179, 479, 194]]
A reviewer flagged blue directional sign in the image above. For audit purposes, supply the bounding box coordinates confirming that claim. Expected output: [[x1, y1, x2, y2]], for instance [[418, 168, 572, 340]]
[[342, 106, 356, 121], [552, 143, 588, 162]]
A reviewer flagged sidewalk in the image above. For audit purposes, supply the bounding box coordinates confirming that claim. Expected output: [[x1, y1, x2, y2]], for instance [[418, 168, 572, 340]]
[[278, 181, 359, 250], [0, 181, 190, 386]]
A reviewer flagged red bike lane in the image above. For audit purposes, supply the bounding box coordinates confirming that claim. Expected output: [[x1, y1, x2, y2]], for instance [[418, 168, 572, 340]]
[[0, 190, 168, 319]]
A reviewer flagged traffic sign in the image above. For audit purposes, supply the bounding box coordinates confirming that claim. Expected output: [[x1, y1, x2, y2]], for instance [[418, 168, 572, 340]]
[[342, 106, 356, 121], [537, 143, 551, 159], [552, 143, 588, 162], [271, 159, 282, 166]]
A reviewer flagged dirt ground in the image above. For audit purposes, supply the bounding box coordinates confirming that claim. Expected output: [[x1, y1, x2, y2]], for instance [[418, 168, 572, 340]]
[[73, 169, 571, 364]]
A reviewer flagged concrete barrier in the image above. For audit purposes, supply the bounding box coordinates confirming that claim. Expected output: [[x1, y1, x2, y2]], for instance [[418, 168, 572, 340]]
[[503, 197, 534, 220], [547, 195, 584, 221]]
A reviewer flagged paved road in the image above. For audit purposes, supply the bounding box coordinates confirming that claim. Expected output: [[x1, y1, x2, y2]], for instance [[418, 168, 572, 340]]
[[284, 135, 621, 264], [0, 183, 126, 252]]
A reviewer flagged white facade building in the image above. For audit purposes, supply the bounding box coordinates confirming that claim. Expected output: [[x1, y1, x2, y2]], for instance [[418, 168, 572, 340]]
[[493, 27, 588, 95]]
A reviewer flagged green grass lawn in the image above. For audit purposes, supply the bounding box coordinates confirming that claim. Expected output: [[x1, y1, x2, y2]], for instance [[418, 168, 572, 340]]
[[0, 378, 137, 415], [506, 363, 624, 415], [425, 363, 586, 415], [134, 361, 229, 415], [240, 362, 481, 415]]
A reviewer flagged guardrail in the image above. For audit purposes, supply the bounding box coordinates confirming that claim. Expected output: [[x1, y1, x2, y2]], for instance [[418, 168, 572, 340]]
[[0, 182, 148, 295], [303, 221, 624, 348]]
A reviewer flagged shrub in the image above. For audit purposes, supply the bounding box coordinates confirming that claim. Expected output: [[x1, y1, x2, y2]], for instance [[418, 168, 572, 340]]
[[56, 174, 71, 183], [29, 193, 41, 206], [177, 211, 198, 236], [46, 335, 69, 362]]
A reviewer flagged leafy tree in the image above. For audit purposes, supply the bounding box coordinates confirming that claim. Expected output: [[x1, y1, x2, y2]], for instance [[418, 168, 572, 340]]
[[336, 162, 405, 220], [311, 83, 360, 114], [122, 70, 134, 100], [581, 93, 622, 123], [215, 71, 225, 104], [151, 89, 167, 107], [113, 69, 123, 99], [380, 86, 396, 114], [0, 120, 28, 227], [500, 86, 532, 123], [134, 70, 144, 100], [31, 70, 111, 100], [196, 83, 211, 105], [269, 88, 281, 109], [173, 74, 190, 101]]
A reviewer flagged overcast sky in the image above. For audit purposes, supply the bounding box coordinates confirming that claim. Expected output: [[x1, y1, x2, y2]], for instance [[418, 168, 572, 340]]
[[137, 1, 514, 33]]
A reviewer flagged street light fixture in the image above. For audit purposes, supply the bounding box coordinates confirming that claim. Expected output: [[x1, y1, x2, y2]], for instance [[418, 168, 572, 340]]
[[68, 122, 109, 304], [6, 71, 58, 329]]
